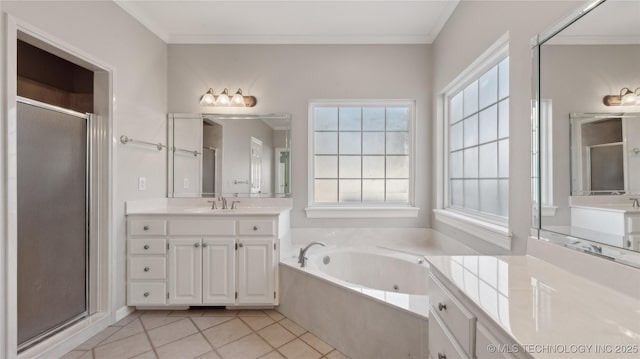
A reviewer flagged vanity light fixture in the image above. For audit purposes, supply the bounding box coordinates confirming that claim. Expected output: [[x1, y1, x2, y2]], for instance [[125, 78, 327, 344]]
[[199, 87, 257, 107], [603, 87, 640, 106]]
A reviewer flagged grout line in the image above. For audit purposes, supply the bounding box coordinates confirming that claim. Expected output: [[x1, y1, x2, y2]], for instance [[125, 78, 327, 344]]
[[139, 320, 160, 359]]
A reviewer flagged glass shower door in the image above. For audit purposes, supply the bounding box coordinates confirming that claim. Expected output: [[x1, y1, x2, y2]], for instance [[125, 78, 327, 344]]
[[16, 99, 89, 349]]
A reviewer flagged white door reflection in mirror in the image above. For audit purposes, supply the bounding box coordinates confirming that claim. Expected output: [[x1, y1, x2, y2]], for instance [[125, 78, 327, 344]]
[[250, 137, 263, 194]]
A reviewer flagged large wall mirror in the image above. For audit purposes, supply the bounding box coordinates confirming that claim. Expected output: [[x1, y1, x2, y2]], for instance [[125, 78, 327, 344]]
[[167, 113, 291, 198], [534, 0, 640, 267]]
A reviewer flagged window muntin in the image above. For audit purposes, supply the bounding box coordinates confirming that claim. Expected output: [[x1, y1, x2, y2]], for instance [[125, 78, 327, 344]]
[[311, 102, 413, 205], [448, 57, 509, 218]]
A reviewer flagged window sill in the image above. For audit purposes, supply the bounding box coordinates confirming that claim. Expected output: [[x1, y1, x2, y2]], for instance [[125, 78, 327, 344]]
[[305, 206, 420, 219], [433, 209, 512, 250]]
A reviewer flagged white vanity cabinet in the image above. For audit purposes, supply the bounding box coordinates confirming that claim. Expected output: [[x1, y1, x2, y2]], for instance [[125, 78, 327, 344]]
[[428, 272, 524, 359], [127, 212, 288, 308]]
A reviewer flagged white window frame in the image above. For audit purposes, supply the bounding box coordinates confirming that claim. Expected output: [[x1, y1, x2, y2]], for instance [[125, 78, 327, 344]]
[[434, 34, 512, 249], [306, 99, 419, 219]]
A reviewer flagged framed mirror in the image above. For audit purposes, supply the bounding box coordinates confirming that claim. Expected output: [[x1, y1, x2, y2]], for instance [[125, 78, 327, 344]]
[[167, 113, 291, 198], [533, 0, 640, 268]]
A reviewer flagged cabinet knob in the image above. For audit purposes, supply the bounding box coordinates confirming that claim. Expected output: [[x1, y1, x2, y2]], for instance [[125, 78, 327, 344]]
[[194, 243, 200, 248], [438, 302, 447, 311], [253, 226, 259, 231], [238, 243, 244, 248], [143, 292, 150, 297], [144, 267, 150, 272], [202, 243, 208, 248], [143, 244, 150, 250], [438, 353, 446, 359], [143, 225, 150, 231]]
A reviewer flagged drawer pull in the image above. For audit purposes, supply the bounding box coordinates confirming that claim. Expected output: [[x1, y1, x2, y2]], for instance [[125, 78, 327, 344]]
[[144, 267, 150, 272], [438, 353, 446, 359], [143, 225, 150, 231], [202, 243, 208, 248], [253, 226, 259, 231], [143, 244, 150, 250], [238, 243, 244, 248], [194, 243, 200, 248], [143, 292, 150, 297], [438, 302, 447, 311]]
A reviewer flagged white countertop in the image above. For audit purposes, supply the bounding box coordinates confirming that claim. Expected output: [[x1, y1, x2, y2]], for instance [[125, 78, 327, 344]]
[[570, 203, 640, 214], [126, 207, 291, 216], [426, 255, 640, 358], [125, 198, 292, 216]]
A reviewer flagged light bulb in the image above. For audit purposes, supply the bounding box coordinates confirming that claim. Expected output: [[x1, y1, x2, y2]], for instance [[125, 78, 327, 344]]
[[231, 88, 246, 107], [215, 88, 231, 106], [199, 88, 215, 106]]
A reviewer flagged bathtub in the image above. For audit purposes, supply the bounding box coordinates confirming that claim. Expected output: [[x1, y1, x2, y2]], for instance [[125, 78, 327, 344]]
[[279, 246, 432, 358], [301, 247, 430, 316]]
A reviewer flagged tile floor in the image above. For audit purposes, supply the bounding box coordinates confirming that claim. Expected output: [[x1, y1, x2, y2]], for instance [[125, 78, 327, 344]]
[[61, 309, 350, 359]]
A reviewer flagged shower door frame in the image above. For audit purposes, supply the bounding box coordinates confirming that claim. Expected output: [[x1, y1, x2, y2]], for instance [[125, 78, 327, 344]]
[[15, 97, 91, 352]]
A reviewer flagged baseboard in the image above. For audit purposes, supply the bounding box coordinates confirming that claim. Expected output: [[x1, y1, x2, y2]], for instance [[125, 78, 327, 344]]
[[115, 306, 135, 322]]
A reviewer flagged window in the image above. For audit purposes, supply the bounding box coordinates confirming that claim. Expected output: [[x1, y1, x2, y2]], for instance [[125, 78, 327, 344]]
[[447, 57, 509, 221], [306, 101, 417, 218]]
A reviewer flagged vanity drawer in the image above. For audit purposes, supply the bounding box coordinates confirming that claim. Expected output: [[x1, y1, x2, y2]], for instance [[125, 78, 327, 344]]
[[168, 220, 235, 236], [128, 282, 166, 306], [129, 257, 166, 280], [429, 274, 476, 356], [129, 238, 166, 255], [238, 220, 275, 236], [475, 322, 517, 359], [130, 219, 166, 236], [429, 309, 470, 359]]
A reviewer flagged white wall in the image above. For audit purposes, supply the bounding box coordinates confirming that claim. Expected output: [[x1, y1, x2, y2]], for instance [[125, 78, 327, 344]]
[[430, 0, 581, 254], [168, 44, 432, 228], [1, 1, 167, 313]]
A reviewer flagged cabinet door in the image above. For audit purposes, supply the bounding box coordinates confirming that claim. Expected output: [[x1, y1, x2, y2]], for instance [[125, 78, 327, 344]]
[[202, 238, 236, 304], [168, 238, 202, 305], [237, 237, 275, 304]]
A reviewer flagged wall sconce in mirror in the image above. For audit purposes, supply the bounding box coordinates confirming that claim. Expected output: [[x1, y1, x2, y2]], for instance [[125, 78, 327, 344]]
[[603, 87, 640, 106], [199, 88, 257, 107]]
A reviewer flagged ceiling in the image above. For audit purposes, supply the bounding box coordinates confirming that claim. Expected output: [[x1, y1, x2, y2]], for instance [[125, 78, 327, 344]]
[[114, 0, 460, 44]]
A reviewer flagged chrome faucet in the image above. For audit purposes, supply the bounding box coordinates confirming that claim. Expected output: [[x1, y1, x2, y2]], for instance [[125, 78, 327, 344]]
[[298, 241, 326, 267], [631, 198, 639, 209], [207, 199, 217, 210], [219, 195, 228, 209]]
